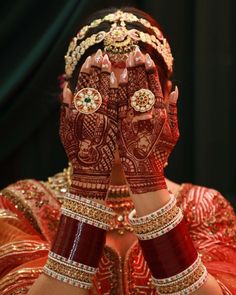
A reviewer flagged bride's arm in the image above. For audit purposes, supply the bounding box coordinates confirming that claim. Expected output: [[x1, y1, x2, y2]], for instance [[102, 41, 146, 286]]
[[28, 274, 88, 295], [131, 190, 223, 295], [118, 51, 223, 295], [29, 51, 117, 295]]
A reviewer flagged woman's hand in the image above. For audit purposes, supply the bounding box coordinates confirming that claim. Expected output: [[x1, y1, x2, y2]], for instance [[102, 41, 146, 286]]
[[117, 48, 179, 194], [60, 50, 119, 199]]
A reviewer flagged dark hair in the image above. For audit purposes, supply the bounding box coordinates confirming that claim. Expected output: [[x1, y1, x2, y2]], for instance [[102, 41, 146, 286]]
[[68, 7, 172, 92]]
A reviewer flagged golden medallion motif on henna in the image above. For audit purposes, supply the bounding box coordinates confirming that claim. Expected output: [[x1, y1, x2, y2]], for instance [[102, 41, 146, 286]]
[[131, 89, 155, 112], [74, 87, 102, 114]]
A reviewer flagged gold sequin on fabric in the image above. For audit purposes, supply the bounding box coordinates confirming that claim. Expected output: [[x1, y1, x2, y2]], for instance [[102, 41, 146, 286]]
[[1, 187, 40, 232], [46, 165, 72, 202], [216, 280, 233, 295], [0, 267, 42, 294], [0, 208, 19, 221], [1, 179, 61, 243], [107, 184, 130, 199], [175, 183, 236, 250], [108, 204, 134, 235], [106, 185, 134, 235], [0, 240, 49, 260], [95, 246, 123, 295]]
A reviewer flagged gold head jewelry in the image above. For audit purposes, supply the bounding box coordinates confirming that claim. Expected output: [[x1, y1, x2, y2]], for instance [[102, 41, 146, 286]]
[[65, 10, 173, 79]]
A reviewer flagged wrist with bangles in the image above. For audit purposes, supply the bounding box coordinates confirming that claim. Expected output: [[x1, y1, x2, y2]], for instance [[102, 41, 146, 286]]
[[43, 192, 114, 289], [128, 194, 208, 295], [43, 184, 208, 293]]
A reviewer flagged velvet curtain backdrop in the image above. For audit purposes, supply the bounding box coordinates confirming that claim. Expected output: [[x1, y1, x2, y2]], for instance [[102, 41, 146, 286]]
[[0, 0, 235, 199]]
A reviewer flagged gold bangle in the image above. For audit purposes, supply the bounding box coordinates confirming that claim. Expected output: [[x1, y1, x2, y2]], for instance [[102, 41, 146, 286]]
[[61, 193, 114, 230], [43, 251, 97, 289]]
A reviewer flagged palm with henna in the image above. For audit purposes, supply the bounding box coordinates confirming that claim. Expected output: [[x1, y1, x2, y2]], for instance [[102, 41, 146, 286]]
[[117, 48, 179, 195], [59, 49, 119, 200]]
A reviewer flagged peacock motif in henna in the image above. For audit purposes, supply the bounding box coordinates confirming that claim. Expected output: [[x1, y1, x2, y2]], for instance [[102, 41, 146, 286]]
[[118, 49, 179, 194], [59, 52, 119, 199]]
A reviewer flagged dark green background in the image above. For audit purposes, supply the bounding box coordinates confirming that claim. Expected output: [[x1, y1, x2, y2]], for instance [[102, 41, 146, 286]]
[[1, 0, 236, 198]]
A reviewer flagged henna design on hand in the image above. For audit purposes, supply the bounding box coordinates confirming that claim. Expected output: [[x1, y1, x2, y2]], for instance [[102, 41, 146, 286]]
[[59, 51, 118, 199], [118, 49, 179, 194]]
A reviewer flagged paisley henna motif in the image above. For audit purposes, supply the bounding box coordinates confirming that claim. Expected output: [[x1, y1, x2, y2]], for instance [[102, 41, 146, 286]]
[[118, 52, 179, 194], [59, 54, 118, 199]]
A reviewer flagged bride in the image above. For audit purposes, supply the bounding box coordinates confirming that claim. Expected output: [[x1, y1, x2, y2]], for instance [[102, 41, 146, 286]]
[[0, 7, 235, 295]]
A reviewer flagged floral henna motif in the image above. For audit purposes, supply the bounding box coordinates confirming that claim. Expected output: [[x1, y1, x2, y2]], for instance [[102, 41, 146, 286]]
[[118, 50, 179, 194], [59, 53, 118, 199], [119, 58, 165, 160]]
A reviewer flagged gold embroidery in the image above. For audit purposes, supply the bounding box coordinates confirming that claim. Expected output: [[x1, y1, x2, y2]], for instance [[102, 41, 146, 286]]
[[1, 187, 40, 232], [0, 240, 49, 259], [0, 267, 42, 292]]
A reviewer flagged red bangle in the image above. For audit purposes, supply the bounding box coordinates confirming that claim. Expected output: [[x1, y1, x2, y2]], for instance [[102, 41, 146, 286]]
[[139, 218, 198, 278], [129, 196, 208, 294], [43, 193, 114, 289], [52, 214, 106, 267]]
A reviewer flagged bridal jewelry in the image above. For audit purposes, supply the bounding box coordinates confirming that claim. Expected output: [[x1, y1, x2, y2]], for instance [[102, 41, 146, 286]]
[[65, 10, 173, 79], [73, 88, 102, 114], [131, 89, 155, 112]]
